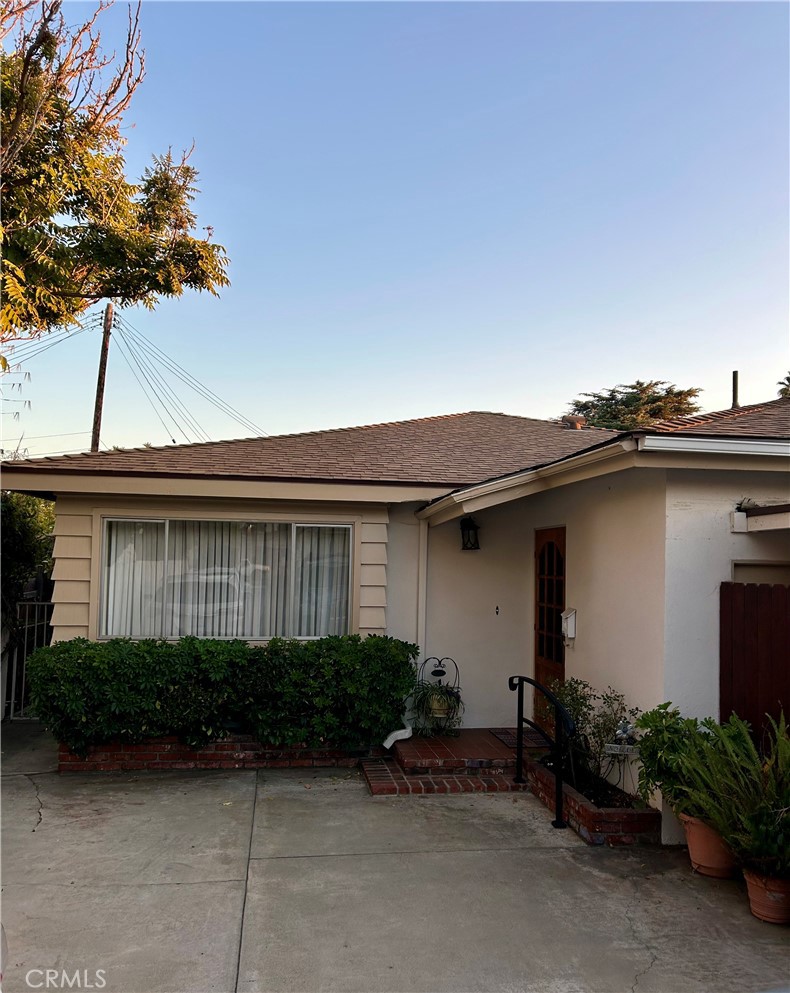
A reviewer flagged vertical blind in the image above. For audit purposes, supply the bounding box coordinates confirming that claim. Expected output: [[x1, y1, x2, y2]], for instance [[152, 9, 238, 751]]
[[101, 519, 351, 639]]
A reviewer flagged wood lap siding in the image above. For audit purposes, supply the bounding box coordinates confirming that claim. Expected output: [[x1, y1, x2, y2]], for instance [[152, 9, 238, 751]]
[[358, 517, 388, 636], [49, 503, 389, 642], [51, 513, 93, 641], [720, 582, 789, 736]]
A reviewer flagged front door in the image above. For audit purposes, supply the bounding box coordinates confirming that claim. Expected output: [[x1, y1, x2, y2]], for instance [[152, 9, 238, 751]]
[[534, 527, 566, 727]]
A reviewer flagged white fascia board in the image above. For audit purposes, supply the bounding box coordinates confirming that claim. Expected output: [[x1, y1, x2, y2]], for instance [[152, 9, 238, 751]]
[[639, 435, 790, 458], [418, 438, 638, 522], [0, 469, 452, 505], [747, 512, 790, 532]]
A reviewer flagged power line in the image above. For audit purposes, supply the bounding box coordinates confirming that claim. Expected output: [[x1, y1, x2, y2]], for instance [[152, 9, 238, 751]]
[[114, 314, 265, 436], [2, 312, 266, 447], [111, 331, 183, 444], [2, 318, 102, 367], [116, 331, 199, 444], [6, 314, 103, 353], [118, 316, 263, 436], [115, 324, 211, 443], [113, 331, 189, 444], [0, 430, 91, 441]]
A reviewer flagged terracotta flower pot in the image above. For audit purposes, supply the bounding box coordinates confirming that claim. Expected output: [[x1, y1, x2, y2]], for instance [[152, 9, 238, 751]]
[[743, 869, 790, 924], [678, 813, 737, 878]]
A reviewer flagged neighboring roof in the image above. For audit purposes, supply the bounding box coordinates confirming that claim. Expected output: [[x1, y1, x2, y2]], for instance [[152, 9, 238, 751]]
[[648, 397, 790, 438], [0, 412, 620, 488], [419, 397, 790, 520]]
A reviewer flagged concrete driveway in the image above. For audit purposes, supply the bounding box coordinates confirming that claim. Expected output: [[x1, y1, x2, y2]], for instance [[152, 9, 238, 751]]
[[2, 726, 788, 993]]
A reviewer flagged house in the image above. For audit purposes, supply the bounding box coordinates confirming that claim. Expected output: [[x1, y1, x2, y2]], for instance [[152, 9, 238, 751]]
[[3, 399, 789, 794]]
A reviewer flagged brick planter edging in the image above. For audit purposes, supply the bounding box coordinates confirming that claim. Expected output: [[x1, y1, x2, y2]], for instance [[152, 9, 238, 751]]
[[58, 735, 384, 773], [525, 758, 661, 846]]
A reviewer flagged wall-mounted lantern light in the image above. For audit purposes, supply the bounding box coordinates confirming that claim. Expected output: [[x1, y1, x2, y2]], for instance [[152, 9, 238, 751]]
[[460, 516, 480, 551]]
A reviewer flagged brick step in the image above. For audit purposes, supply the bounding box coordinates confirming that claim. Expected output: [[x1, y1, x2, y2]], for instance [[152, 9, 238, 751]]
[[394, 756, 517, 774], [392, 729, 520, 776], [362, 758, 530, 796]]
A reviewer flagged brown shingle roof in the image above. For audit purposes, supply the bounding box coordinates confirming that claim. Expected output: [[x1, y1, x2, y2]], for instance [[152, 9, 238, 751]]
[[1, 413, 619, 487], [648, 397, 790, 437]]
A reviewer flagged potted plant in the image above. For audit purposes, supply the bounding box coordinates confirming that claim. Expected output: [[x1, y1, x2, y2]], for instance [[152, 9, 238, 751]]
[[636, 704, 736, 878], [678, 713, 790, 923], [411, 679, 464, 736]]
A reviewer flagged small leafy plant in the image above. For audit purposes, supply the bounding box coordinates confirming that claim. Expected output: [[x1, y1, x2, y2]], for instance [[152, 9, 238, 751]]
[[549, 678, 639, 781], [635, 703, 750, 821], [635, 703, 705, 814]]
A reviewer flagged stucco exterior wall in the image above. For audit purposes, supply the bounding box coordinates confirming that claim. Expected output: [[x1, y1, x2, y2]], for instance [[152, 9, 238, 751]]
[[424, 468, 668, 728], [529, 468, 668, 715], [663, 469, 790, 719], [424, 500, 532, 728], [49, 495, 390, 642]]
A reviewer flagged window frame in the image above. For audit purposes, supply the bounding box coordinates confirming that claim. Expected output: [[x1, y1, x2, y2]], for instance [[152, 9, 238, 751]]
[[98, 514, 355, 642]]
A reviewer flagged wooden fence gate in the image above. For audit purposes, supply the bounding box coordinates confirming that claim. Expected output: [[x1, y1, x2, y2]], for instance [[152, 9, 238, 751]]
[[720, 582, 789, 737]]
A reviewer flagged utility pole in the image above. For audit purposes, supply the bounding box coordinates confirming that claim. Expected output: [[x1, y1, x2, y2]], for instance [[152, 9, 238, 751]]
[[91, 302, 114, 452]]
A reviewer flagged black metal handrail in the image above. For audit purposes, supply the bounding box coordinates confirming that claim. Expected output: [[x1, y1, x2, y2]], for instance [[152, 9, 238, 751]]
[[508, 675, 576, 829]]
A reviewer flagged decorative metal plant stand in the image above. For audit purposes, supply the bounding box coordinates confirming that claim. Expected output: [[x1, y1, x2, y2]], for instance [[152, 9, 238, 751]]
[[413, 656, 463, 736]]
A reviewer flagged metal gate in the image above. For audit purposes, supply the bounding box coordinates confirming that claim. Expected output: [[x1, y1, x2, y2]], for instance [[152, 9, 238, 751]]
[[5, 601, 53, 719]]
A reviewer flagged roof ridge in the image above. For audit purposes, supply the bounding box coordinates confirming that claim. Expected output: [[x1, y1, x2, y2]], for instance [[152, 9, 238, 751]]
[[12, 413, 488, 462], [266, 410, 617, 439], [32, 411, 561, 462], [652, 396, 790, 432]]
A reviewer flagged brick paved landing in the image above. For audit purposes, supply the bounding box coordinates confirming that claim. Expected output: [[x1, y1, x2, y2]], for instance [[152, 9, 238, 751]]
[[393, 728, 519, 773], [362, 729, 546, 795]]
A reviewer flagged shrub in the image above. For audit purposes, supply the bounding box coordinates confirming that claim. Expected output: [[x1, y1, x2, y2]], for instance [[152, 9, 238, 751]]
[[635, 703, 703, 813], [635, 703, 752, 820], [27, 634, 419, 755], [549, 677, 639, 781]]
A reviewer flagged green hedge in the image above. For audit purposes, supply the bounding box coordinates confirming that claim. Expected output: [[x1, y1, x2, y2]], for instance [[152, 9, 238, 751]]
[[27, 635, 419, 755]]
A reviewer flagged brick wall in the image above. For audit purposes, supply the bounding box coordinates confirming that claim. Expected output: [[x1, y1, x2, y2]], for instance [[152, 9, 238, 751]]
[[525, 758, 661, 846], [59, 735, 384, 773]]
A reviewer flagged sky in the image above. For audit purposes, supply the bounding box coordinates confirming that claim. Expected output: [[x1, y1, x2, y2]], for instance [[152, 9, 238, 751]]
[[3, 0, 789, 457]]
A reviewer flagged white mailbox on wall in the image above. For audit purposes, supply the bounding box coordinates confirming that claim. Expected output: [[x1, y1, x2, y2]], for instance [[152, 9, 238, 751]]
[[561, 608, 577, 644]]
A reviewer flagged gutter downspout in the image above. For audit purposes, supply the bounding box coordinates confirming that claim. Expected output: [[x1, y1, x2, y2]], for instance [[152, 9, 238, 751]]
[[416, 517, 428, 654], [382, 517, 428, 750]]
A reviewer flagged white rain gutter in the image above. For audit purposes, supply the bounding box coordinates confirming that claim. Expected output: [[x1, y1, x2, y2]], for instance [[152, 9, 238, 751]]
[[638, 436, 790, 457]]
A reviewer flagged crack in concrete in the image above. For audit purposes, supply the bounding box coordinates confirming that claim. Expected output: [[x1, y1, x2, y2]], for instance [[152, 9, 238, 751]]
[[625, 907, 658, 993], [249, 844, 577, 860], [234, 768, 259, 993], [4, 878, 247, 889], [25, 774, 43, 832]]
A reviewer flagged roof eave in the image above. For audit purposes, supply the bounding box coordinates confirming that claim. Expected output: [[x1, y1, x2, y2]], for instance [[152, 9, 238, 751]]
[[418, 437, 640, 523], [0, 468, 458, 505], [418, 432, 790, 524]]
